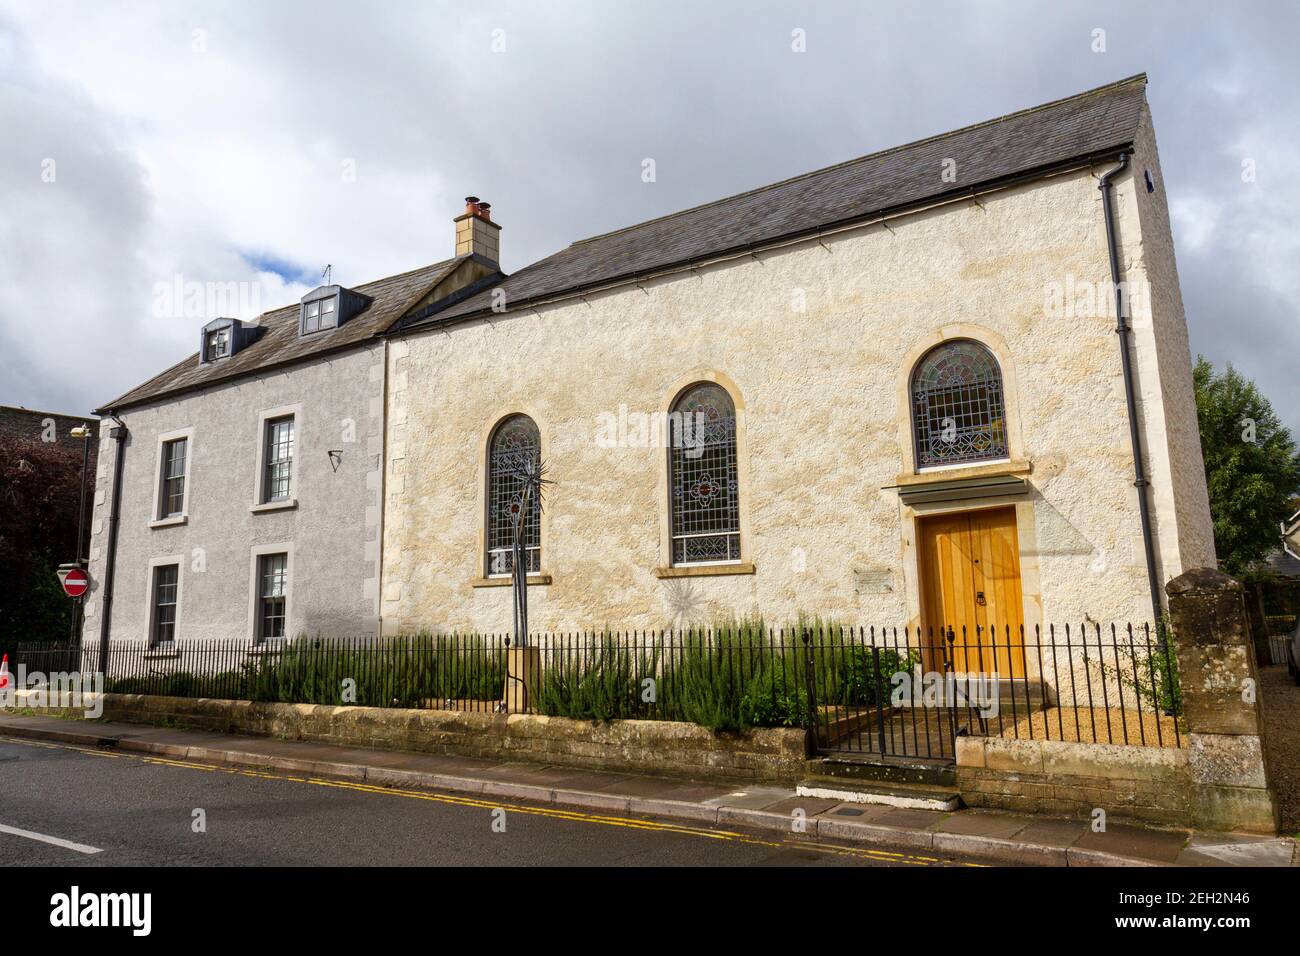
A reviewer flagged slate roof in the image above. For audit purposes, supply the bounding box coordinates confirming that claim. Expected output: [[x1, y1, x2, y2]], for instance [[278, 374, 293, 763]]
[[104, 75, 1150, 410], [1264, 547, 1300, 579], [0, 406, 100, 463], [98, 257, 465, 412], [406, 74, 1148, 330]]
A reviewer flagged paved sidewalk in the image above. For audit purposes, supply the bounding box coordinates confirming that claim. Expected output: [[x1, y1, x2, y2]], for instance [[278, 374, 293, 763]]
[[1, 713, 1294, 867]]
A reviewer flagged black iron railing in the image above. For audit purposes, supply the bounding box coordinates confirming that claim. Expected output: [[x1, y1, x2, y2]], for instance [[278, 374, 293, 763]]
[[802, 623, 1182, 760], [4, 622, 1183, 755]]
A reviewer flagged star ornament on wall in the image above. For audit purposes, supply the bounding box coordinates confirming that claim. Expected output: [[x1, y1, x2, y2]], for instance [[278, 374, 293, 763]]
[[1283, 510, 1300, 561]]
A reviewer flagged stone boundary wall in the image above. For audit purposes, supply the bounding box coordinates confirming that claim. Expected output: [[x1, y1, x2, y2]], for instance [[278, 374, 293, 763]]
[[19, 692, 810, 782], [955, 568, 1282, 835], [1166, 569, 1280, 833], [956, 737, 1194, 827]]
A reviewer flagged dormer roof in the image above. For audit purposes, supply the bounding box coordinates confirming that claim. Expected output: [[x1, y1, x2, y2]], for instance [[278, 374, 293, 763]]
[[99, 257, 465, 413]]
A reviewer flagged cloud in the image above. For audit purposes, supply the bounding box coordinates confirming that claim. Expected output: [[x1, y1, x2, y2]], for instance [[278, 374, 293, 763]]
[[1170, 197, 1221, 254], [1, 0, 1297, 437]]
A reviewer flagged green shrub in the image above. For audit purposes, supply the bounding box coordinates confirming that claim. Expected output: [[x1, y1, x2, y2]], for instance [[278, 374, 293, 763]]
[[1145, 643, 1183, 717], [101, 619, 934, 733], [656, 618, 840, 731], [536, 632, 658, 721], [831, 645, 919, 707], [1100, 625, 1184, 718], [241, 633, 505, 707], [738, 665, 809, 727], [106, 670, 247, 698]]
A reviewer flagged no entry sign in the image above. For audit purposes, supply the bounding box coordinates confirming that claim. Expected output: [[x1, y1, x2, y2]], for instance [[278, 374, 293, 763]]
[[58, 566, 89, 598]]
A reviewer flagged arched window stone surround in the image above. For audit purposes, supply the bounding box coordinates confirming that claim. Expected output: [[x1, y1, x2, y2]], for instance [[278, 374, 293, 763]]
[[896, 326, 1025, 475], [654, 370, 754, 577]]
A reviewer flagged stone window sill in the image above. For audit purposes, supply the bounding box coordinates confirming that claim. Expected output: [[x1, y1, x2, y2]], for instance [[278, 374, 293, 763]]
[[148, 515, 187, 529], [471, 574, 553, 588], [143, 648, 179, 660], [251, 498, 298, 514], [654, 562, 756, 579], [893, 458, 1032, 488], [247, 642, 287, 655]]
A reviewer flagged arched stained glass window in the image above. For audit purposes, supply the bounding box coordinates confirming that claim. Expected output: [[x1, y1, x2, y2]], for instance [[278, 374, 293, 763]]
[[911, 340, 1008, 468], [669, 383, 740, 565], [486, 415, 540, 575]]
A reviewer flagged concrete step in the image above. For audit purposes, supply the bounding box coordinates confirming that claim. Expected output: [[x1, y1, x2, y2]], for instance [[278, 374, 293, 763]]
[[806, 755, 956, 788], [993, 678, 1056, 707], [796, 776, 960, 811], [898, 676, 1055, 707]]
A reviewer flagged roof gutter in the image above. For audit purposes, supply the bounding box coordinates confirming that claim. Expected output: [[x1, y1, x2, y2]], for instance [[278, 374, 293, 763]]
[[406, 146, 1134, 333], [1099, 153, 1164, 624], [91, 330, 380, 416]]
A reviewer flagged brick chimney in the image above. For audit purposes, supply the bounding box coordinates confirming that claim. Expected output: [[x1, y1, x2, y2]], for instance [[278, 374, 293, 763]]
[[454, 195, 501, 265]]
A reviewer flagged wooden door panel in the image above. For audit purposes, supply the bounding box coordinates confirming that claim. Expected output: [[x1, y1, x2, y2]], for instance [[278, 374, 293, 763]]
[[920, 513, 976, 671], [969, 507, 1026, 677], [919, 507, 1025, 677]]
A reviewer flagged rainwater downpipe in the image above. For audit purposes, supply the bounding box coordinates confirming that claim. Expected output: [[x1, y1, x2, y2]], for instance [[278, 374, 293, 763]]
[[97, 415, 128, 671], [1098, 153, 1164, 626]]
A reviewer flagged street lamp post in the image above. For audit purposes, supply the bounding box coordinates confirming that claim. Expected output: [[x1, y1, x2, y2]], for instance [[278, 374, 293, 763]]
[[508, 457, 551, 650], [70, 424, 91, 644], [510, 483, 532, 647]]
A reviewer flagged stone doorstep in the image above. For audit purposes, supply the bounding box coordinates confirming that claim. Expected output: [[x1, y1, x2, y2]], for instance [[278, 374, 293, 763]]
[[0, 715, 1261, 869], [795, 780, 960, 811]]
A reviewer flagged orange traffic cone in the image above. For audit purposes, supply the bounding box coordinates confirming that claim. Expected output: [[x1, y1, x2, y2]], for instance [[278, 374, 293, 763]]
[[0, 653, 9, 689]]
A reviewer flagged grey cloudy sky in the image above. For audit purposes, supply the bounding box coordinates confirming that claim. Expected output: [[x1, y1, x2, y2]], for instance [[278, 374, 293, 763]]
[[2, 0, 1296, 433]]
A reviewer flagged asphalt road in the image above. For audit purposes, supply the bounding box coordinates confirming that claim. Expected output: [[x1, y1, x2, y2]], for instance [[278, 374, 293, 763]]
[[0, 736, 972, 867]]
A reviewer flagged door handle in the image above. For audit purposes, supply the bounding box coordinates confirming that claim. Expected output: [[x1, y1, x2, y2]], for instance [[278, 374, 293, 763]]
[[975, 591, 987, 606]]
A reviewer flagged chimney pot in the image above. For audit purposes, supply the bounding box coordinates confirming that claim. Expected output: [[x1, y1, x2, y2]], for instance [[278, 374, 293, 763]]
[[464, 196, 481, 216], [477, 202, 492, 222]]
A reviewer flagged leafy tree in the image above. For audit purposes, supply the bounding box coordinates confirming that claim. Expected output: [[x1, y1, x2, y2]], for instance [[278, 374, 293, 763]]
[[1193, 357, 1300, 575], [0, 436, 90, 652]]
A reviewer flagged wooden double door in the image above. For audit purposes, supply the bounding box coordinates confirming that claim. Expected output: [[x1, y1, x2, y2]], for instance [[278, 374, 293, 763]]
[[917, 506, 1026, 677]]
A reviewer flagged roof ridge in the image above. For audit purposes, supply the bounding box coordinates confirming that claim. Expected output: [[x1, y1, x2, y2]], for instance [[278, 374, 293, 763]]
[[0, 403, 97, 420], [573, 73, 1147, 247]]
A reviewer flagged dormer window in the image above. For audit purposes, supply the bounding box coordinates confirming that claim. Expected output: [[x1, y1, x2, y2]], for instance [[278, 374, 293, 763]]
[[299, 285, 371, 337], [303, 296, 337, 334], [205, 327, 230, 360], [199, 317, 261, 365]]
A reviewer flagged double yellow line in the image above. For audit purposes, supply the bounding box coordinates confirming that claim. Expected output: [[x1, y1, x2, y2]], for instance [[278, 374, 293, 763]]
[[4, 735, 972, 866]]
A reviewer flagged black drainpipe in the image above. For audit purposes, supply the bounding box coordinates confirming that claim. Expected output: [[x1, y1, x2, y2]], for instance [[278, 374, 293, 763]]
[[96, 415, 128, 672], [1099, 153, 1164, 624]]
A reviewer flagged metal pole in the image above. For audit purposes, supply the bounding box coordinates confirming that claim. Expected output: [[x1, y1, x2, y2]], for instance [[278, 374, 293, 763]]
[[97, 420, 127, 679], [511, 482, 532, 648], [801, 629, 819, 752], [75, 430, 89, 563], [70, 429, 90, 644]]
